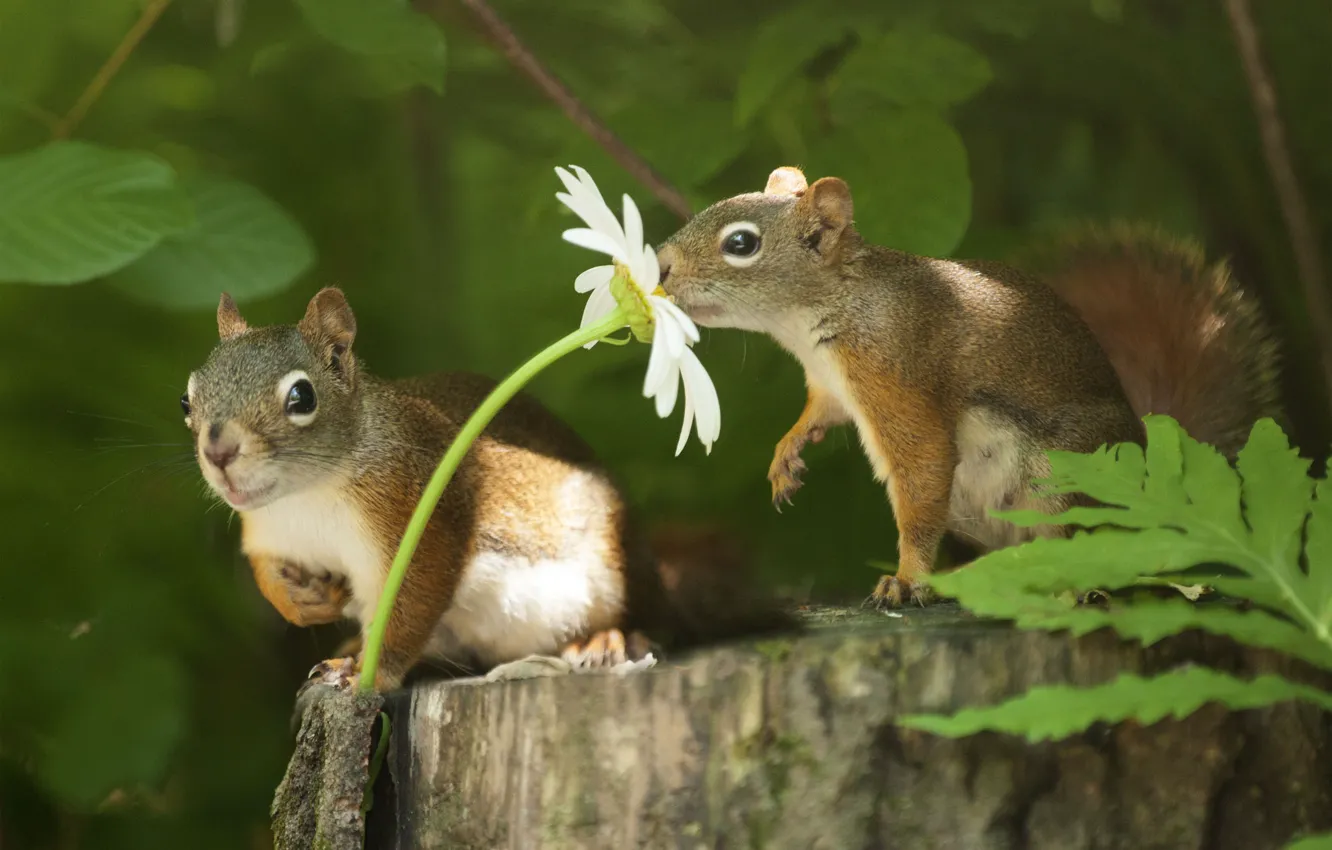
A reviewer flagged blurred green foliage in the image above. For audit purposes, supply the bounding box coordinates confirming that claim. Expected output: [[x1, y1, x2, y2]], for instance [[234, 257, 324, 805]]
[[0, 0, 1328, 846]]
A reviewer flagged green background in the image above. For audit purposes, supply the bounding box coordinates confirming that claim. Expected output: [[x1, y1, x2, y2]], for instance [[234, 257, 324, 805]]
[[1, 0, 1329, 846]]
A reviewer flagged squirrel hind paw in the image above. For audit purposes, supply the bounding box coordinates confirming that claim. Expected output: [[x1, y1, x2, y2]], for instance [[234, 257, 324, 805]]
[[305, 655, 360, 691], [560, 629, 654, 671]]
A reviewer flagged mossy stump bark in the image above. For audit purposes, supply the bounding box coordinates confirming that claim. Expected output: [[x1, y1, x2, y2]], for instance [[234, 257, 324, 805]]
[[275, 606, 1332, 850], [272, 688, 383, 850]]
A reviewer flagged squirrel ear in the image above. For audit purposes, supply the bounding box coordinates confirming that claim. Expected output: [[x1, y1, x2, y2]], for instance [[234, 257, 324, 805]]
[[764, 167, 807, 197], [217, 293, 248, 339], [299, 287, 357, 359], [799, 177, 854, 263]]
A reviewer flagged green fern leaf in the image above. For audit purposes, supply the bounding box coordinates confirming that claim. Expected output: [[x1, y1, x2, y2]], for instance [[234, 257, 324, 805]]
[[898, 667, 1332, 743], [1306, 480, 1332, 630], [930, 416, 1332, 665]]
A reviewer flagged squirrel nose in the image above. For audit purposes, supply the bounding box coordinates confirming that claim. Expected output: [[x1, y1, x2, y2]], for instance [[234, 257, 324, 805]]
[[657, 245, 677, 284], [204, 425, 240, 470], [205, 441, 239, 470]]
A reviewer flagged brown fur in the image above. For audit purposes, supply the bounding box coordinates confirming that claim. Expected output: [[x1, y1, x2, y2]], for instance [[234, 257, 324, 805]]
[[658, 168, 1282, 607], [1023, 224, 1284, 457], [248, 553, 349, 627], [188, 289, 791, 690]]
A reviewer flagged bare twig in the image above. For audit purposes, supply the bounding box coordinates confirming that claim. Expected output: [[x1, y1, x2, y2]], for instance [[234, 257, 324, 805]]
[[1223, 0, 1332, 401], [3, 98, 60, 132], [453, 0, 693, 221], [54, 0, 173, 139]]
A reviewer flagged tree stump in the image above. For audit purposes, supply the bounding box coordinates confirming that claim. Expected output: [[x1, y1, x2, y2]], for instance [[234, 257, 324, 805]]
[[276, 605, 1332, 850]]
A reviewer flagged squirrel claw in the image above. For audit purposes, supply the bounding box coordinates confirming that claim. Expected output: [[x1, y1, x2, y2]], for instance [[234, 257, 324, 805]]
[[865, 575, 933, 610], [561, 629, 653, 671], [305, 656, 360, 691], [768, 463, 806, 511], [768, 442, 808, 510]]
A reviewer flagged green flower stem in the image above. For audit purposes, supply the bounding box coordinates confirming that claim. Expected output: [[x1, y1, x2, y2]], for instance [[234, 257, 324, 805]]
[[358, 307, 631, 692]]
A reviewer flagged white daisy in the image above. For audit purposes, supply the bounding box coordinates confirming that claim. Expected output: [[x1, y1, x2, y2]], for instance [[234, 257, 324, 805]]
[[555, 165, 721, 455]]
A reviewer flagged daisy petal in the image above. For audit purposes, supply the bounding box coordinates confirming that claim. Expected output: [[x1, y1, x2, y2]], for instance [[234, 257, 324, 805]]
[[574, 265, 614, 294], [679, 349, 720, 453], [637, 243, 661, 292], [562, 228, 628, 262], [674, 384, 696, 457], [653, 358, 680, 418], [650, 297, 687, 358], [569, 166, 625, 242], [622, 194, 643, 265], [556, 166, 626, 245], [579, 285, 620, 348], [652, 297, 700, 345], [642, 331, 674, 397], [554, 166, 581, 197]]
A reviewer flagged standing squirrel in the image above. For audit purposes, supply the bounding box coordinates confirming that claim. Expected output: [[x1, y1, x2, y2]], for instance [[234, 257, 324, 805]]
[[656, 166, 1283, 607], [184, 288, 789, 690]]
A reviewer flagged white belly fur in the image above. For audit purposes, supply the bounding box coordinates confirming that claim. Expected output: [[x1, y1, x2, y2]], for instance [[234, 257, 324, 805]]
[[241, 483, 385, 625], [424, 468, 625, 669], [948, 407, 1054, 551], [242, 469, 625, 671], [423, 547, 623, 669]]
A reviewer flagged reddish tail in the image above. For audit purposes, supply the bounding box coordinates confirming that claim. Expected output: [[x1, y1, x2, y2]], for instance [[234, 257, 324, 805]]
[[1032, 225, 1284, 457]]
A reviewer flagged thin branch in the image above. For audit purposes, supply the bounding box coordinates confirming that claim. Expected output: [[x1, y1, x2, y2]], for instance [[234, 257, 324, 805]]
[[1223, 0, 1332, 401], [2, 98, 60, 132], [54, 0, 173, 139], [453, 0, 693, 221]]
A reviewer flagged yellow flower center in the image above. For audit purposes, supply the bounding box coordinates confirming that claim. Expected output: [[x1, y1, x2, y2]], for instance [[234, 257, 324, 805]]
[[610, 261, 655, 344]]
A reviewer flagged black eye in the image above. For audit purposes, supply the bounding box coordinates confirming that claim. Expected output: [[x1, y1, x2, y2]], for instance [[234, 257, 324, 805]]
[[285, 379, 317, 416], [180, 393, 191, 416], [722, 228, 761, 257]]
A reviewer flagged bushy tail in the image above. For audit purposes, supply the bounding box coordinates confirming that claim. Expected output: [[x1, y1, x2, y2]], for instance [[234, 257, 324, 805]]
[[1028, 224, 1284, 457], [639, 522, 798, 648]]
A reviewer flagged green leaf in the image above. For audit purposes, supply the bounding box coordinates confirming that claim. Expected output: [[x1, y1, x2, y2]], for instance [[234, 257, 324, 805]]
[[294, 0, 447, 93], [111, 173, 315, 310], [830, 28, 992, 113], [1306, 479, 1332, 629], [0, 142, 193, 285], [38, 654, 187, 809], [933, 554, 1332, 670], [929, 529, 1206, 601], [808, 111, 971, 257], [899, 667, 1332, 743], [937, 414, 1332, 673], [733, 4, 853, 126], [1286, 833, 1332, 850], [1000, 417, 1258, 549], [1236, 417, 1314, 564]]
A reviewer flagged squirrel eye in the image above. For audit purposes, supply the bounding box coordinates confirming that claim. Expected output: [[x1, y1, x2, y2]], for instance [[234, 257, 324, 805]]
[[179, 393, 191, 416], [722, 229, 760, 257], [719, 222, 762, 268], [285, 379, 317, 417]]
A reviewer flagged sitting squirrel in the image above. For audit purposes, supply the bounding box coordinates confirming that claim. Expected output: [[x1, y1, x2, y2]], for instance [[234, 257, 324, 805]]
[[183, 288, 789, 690], [656, 166, 1283, 607]]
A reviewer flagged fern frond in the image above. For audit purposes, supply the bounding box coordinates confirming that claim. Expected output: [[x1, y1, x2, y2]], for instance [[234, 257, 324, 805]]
[[928, 416, 1332, 667], [898, 667, 1332, 743]]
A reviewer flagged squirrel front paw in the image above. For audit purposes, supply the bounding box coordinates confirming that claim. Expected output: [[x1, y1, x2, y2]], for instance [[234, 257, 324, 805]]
[[768, 439, 810, 510], [279, 565, 350, 626], [864, 574, 934, 609]]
